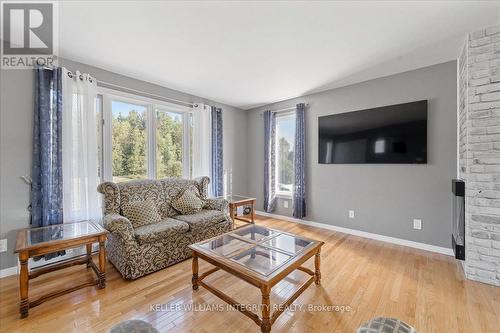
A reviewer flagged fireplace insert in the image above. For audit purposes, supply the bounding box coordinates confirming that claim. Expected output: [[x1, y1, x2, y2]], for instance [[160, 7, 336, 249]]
[[452, 179, 465, 260]]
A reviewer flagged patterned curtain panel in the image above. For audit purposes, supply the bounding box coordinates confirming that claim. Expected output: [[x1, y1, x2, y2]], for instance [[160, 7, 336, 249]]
[[263, 110, 277, 213], [31, 67, 64, 260], [211, 107, 223, 196], [31, 66, 64, 228], [293, 103, 306, 218]]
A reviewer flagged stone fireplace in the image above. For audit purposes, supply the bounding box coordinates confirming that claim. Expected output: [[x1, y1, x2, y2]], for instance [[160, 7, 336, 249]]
[[458, 24, 500, 286]]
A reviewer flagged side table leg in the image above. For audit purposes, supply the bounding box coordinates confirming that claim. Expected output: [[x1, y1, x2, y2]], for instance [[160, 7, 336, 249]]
[[192, 251, 199, 291], [97, 237, 106, 289], [260, 285, 271, 333], [314, 249, 322, 285], [19, 252, 29, 318], [86, 243, 92, 268], [229, 203, 236, 229], [251, 200, 255, 224]]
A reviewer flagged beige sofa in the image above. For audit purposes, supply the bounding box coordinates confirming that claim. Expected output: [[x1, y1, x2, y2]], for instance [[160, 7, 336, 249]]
[[97, 177, 232, 279]]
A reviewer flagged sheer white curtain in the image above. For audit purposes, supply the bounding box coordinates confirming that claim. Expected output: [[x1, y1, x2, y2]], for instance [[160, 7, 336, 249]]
[[61, 68, 100, 222], [191, 104, 211, 180]]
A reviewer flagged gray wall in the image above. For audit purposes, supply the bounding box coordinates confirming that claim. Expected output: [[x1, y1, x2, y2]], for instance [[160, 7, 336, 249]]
[[0, 59, 248, 270], [246, 61, 457, 248], [0, 69, 34, 270]]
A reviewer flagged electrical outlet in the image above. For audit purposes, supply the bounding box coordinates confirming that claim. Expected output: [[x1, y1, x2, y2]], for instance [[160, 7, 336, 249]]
[[0, 239, 7, 253], [413, 219, 422, 230], [283, 200, 289, 208], [349, 210, 355, 219]]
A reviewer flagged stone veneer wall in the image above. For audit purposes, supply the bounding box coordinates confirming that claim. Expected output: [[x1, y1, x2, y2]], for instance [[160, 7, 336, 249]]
[[459, 24, 500, 286]]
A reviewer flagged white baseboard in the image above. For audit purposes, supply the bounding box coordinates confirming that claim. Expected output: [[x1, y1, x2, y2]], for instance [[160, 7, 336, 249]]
[[0, 265, 18, 278], [255, 210, 454, 256]]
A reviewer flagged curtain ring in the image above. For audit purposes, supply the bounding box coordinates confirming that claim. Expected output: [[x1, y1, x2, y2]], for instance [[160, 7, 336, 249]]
[[36, 58, 46, 67], [67, 71, 73, 78]]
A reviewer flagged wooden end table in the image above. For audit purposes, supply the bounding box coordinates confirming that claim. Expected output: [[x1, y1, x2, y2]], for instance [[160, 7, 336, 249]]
[[189, 225, 324, 333], [14, 220, 108, 318], [218, 195, 256, 228]]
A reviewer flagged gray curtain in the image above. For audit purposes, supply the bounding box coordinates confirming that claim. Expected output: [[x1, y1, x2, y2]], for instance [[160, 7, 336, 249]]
[[31, 67, 64, 259], [264, 110, 277, 213], [293, 103, 306, 218], [211, 106, 223, 196]]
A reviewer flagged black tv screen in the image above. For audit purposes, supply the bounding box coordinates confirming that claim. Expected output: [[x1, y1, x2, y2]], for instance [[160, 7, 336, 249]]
[[318, 100, 427, 164]]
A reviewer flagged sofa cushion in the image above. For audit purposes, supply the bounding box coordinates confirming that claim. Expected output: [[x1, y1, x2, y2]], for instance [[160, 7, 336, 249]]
[[118, 180, 165, 206], [134, 218, 190, 244], [171, 188, 204, 215], [174, 209, 226, 231], [122, 199, 162, 228]]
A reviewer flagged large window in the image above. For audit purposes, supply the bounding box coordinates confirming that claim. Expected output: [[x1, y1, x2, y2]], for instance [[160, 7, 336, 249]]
[[101, 90, 191, 182], [111, 101, 147, 182], [156, 109, 184, 178], [275, 112, 296, 197]]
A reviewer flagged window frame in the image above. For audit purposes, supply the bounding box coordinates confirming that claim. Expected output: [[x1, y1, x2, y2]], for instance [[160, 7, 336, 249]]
[[275, 110, 296, 199], [98, 87, 192, 182]]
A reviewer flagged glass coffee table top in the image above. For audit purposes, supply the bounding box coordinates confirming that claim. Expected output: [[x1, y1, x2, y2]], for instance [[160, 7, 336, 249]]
[[233, 225, 279, 242], [199, 234, 254, 257], [261, 233, 312, 254], [26, 221, 102, 247], [232, 245, 293, 275], [195, 225, 315, 276]]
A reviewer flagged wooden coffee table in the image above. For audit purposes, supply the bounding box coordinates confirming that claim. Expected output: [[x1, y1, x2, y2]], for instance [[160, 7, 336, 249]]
[[14, 221, 108, 318], [189, 225, 324, 333]]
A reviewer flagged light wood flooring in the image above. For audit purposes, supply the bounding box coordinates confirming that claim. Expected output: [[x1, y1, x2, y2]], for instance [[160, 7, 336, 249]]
[[0, 215, 499, 333]]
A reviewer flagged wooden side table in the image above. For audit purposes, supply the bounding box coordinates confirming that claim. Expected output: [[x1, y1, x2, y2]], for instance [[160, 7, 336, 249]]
[[14, 220, 108, 318], [218, 195, 256, 228]]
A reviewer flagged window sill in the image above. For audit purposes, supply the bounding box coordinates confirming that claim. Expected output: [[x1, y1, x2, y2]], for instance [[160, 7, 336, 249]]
[[276, 193, 293, 200]]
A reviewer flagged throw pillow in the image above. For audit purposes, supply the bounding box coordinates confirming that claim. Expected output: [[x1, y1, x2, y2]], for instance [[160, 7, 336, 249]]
[[121, 199, 162, 228], [172, 188, 204, 215]]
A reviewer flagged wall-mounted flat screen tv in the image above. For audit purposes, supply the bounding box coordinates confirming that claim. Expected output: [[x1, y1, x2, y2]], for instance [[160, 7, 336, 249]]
[[318, 100, 427, 164]]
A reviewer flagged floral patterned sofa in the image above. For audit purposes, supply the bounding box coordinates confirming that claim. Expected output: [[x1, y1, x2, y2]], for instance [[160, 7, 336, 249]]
[[97, 177, 232, 279]]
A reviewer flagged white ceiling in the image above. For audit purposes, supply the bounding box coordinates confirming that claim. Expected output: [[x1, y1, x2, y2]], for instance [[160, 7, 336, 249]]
[[59, 1, 500, 110]]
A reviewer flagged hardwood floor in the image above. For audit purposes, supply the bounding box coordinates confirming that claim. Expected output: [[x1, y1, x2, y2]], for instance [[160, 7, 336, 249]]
[[1, 215, 499, 333]]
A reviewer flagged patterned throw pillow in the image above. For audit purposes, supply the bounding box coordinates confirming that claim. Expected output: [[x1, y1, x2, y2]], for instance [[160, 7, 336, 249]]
[[172, 188, 204, 215], [121, 199, 162, 228]]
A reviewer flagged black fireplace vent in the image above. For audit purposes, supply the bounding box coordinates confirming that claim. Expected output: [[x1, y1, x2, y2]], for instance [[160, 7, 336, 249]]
[[452, 179, 465, 260]]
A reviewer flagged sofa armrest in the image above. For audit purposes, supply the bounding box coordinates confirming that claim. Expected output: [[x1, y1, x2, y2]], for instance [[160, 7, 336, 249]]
[[103, 213, 135, 242], [194, 176, 210, 199], [204, 198, 229, 212], [97, 181, 120, 214]]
